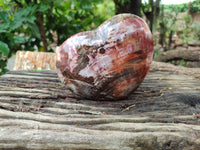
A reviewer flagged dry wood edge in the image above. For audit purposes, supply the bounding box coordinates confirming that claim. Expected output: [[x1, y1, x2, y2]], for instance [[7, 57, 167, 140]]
[[151, 61, 200, 80], [0, 63, 200, 149], [154, 49, 200, 62]]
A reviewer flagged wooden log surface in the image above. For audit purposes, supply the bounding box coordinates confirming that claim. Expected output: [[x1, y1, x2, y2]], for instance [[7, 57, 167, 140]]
[[154, 49, 200, 62], [0, 69, 200, 149], [14, 51, 56, 70], [151, 61, 200, 80]]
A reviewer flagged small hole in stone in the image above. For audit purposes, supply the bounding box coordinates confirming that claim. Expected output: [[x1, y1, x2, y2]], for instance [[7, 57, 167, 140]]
[[99, 47, 105, 54]]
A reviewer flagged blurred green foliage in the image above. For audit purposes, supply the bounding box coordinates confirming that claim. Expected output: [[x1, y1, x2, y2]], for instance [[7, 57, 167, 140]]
[[190, 0, 200, 13], [0, 0, 199, 75], [164, 0, 200, 13], [0, 0, 115, 75], [164, 3, 188, 13], [156, 0, 200, 50], [192, 22, 200, 40]]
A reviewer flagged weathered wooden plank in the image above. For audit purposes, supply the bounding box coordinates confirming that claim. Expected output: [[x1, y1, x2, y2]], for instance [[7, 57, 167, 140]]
[[0, 70, 200, 149]]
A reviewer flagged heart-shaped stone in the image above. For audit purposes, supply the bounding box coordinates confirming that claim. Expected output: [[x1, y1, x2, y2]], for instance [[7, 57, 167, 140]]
[[56, 13, 154, 100]]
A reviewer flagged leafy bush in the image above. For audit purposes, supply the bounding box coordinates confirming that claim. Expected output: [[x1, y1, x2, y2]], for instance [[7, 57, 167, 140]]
[[190, 0, 200, 13], [0, 41, 9, 75], [0, 0, 112, 75], [156, 1, 200, 50], [192, 22, 200, 40], [0, 2, 39, 75], [177, 14, 200, 43], [164, 3, 188, 13], [164, 0, 200, 13]]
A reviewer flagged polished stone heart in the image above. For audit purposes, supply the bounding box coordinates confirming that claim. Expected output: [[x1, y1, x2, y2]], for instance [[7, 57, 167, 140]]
[[56, 13, 154, 100]]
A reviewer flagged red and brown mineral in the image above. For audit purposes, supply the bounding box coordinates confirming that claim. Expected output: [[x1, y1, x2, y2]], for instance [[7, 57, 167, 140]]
[[56, 13, 154, 100]]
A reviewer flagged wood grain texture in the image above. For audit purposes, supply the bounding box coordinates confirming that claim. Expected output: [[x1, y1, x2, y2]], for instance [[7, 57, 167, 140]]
[[14, 51, 56, 70], [0, 70, 200, 149]]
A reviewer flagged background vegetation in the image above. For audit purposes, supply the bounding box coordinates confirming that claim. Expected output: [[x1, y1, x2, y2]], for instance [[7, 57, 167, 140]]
[[0, 0, 200, 75]]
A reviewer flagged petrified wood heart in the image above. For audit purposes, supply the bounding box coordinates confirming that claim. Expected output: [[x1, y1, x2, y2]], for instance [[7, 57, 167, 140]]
[[56, 13, 153, 100]]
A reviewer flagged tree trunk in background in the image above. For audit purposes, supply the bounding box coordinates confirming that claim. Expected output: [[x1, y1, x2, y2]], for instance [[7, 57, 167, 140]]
[[149, 0, 154, 31], [114, 0, 141, 17], [153, 0, 160, 30], [14, 0, 48, 52], [33, 0, 48, 52], [187, 1, 191, 14], [159, 5, 165, 47], [36, 11, 48, 52], [168, 30, 174, 48], [143, 0, 161, 32]]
